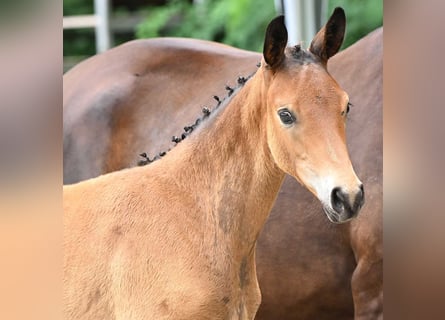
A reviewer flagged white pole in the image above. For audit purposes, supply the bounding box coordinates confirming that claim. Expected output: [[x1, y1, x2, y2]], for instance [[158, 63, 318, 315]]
[[303, 0, 316, 46], [283, 0, 324, 46], [274, 0, 284, 14], [94, 0, 111, 53], [318, 0, 328, 30], [282, 0, 301, 45]]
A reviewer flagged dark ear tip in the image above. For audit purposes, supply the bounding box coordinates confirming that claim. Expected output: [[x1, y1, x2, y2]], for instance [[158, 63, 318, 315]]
[[332, 7, 346, 20], [276, 15, 285, 24], [264, 15, 288, 68], [268, 15, 285, 30]]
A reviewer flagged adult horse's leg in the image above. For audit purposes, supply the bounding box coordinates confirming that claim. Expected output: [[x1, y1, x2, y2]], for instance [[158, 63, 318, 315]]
[[350, 207, 383, 319]]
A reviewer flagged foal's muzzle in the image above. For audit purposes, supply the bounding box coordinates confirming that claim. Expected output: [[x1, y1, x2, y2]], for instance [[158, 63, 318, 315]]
[[324, 184, 364, 223]]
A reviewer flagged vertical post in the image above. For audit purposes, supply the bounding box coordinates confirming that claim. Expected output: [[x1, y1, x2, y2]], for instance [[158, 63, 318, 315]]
[[303, 0, 316, 43], [282, 0, 327, 46], [282, 0, 301, 45], [315, 0, 328, 31], [274, 0, 284, 15], [94, 0, 111, 53]]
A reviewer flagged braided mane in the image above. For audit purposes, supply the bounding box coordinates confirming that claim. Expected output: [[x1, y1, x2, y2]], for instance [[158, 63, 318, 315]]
[[138, 66, 259, 166]]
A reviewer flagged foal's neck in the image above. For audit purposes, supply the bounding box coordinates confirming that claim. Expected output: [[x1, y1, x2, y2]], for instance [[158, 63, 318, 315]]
[[166, 72, 285, 254]]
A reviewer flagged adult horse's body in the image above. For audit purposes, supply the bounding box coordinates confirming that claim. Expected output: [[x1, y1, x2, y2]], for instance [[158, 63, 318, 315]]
[[63, 39, 259, 183], [64, 9, 365, 320], [64, 17, 382, 320]]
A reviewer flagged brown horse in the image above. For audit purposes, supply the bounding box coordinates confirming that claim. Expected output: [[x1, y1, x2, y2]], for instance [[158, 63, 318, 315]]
[[64, 17, 382, 320], [64, 9, 364, 319], [256, 27, 382, 320]]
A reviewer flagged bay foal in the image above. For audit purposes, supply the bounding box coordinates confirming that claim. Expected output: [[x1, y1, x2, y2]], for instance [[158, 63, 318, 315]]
[[64, 9, 363, 319]]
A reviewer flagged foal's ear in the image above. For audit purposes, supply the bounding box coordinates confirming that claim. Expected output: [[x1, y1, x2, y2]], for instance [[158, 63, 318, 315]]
[[309, 7, 346, 63], [263, 15, 288, 69]]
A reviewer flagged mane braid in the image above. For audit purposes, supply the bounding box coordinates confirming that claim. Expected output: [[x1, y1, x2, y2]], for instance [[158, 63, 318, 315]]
[[137, 64, 260, 166]]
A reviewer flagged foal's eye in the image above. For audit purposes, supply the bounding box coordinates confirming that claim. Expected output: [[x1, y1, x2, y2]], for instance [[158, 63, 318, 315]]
[[278, 108, 295, 125]]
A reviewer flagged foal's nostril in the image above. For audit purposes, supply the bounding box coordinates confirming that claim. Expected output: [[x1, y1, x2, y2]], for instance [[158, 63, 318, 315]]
[[329, 185, 364, 220], [331, 187, 345, 213]]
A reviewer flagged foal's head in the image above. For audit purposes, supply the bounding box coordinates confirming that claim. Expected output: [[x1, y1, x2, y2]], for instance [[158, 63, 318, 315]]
[[261, 8, 364, 223]]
